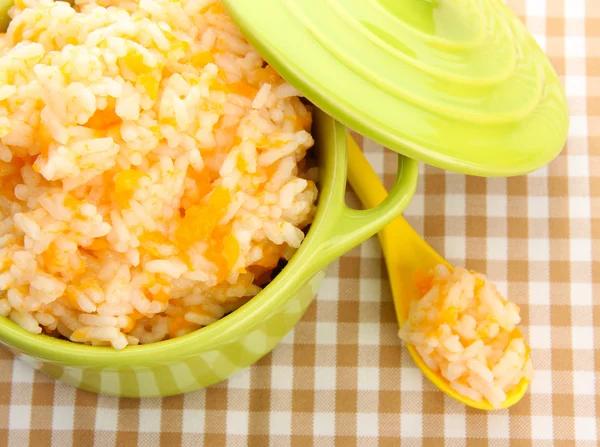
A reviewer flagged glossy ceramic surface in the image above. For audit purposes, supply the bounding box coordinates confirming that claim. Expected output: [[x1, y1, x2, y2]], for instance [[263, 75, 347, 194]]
[[0, 111, 419, 397], [223, 0, 569, 176], [347, 134, 529, 410], [0, 0, 9, 32]]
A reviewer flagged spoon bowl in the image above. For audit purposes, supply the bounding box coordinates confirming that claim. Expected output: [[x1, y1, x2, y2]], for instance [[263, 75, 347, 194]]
[[346, 134, 530, 410]]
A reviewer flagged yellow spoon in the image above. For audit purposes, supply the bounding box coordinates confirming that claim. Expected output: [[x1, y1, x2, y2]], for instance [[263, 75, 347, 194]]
[[346, 134, 529, 410]]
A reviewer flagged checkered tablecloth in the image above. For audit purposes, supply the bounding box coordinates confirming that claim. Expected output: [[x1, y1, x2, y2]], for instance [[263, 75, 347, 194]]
[[0, 0, 598, 445]]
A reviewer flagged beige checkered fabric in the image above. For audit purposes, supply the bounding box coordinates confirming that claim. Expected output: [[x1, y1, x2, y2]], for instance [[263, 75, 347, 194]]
[[1, 0, 598, 445]]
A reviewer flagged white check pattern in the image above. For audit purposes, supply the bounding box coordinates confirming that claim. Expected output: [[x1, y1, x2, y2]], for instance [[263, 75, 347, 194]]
[[0, 0, 598, 445]]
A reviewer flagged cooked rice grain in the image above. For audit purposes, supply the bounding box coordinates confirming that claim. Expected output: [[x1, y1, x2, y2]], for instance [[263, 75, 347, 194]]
[[399, 265, 534, 409], [0, 0, 317, 348]]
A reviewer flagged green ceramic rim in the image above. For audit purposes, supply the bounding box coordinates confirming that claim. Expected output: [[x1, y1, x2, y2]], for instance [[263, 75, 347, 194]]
[[0, 110, 419, 367]]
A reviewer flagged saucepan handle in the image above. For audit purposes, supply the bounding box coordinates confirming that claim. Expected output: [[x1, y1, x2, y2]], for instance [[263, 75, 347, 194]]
[[302, 111, 419, 275]]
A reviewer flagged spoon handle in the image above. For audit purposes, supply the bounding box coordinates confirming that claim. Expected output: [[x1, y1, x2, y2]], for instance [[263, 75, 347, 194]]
[[346, 133, 448, 324]]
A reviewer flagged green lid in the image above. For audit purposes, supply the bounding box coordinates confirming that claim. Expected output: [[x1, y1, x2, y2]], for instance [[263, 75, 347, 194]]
[[222, 0, 569, 177]]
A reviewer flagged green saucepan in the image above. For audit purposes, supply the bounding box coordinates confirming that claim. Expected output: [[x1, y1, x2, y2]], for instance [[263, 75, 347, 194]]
[[0, 110, 418, 397]]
